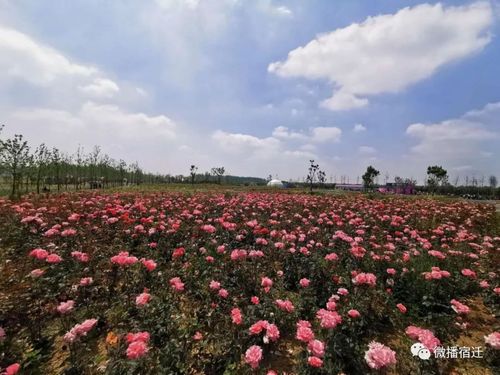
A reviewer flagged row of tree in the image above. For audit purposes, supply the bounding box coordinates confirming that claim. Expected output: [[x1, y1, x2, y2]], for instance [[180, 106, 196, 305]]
[[0, 128, 247, 199], [0, 128, 159, 198], [1, 126, 497, 199]]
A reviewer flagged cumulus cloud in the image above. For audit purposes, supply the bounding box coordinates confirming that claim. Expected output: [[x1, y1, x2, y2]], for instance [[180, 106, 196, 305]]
[[0, 23, 140, 109], [212, 130, 281, 157], [272, 126, 341, 143], [4, 102, 178, 172], [211, 125, 328, 160], [79, 78, 120, 98], [406, 102, 499, 174], [0, 20, 179, 173], [0, 25, 96, 85], [353, 124, 366, 132], [272, 126, 307, 141], [358, 146, 377, 155], [310, 127, 342, 143], [269, 2, 493, 110], [8, 102, 176, 143]]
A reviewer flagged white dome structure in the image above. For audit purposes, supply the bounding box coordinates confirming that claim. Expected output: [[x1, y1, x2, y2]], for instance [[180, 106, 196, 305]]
[[267, 179, 284, 188]]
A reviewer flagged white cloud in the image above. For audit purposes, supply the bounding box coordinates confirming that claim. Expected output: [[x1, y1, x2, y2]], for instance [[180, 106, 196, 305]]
[[0, 23, 143, 109], [269, 2, 493, 110], [211, 127, 325, 165], [299, 143, 316, 152], [272, 126, 307, 140], [79, 78, 120, 98], [406, 102, 499, 169], [0, 25, 96, 85], [272, 125, 341, 143], [270, 5, 293, 17], [407, 121, 494, 144], [320, 90, 368, 111], [79, 102, 176, 140], [4, 102, 178, 173], [358, 146, 377, 155], [9, 102, 176, 142], [212, 130, 281, 157], [0, 21, 177, 172], [353, 124, 366, 133], [311, 127, 342, 143]]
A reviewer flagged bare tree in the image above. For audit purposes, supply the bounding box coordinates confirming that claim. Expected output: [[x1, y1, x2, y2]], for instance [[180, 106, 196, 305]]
[[306, 160, 326, 192], [211, 167, 225, 184]]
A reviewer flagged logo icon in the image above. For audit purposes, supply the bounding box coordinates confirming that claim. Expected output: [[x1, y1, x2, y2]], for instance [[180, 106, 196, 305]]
[[411, 343, 431, 360]]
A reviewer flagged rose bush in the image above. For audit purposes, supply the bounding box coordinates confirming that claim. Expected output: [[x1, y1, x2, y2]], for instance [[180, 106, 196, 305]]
[[0, 191, 498, 374]]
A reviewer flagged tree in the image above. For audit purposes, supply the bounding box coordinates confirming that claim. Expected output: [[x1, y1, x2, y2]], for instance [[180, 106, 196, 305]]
[[88, 146, 101, 187], [306, 160, 326, 193], [211, 167, 225, 184], [0, 133, 31, 198], [74, 145, 85, 190], [118, 159, 127, 186], [34, 143, 50, 193], [318, 170, 326, 185], [51, 148, 62, 192], [362, 165, 380, 190], [190, 165, 198, 185], [130, 161, 142, 185], [394, 176, 404, 185], [489, 175, 497, 188], [427, 165, 448, 191]]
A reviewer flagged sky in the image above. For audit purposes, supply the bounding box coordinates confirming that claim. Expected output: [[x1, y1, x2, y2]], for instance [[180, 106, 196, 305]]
[[1, 0, 499, 183]]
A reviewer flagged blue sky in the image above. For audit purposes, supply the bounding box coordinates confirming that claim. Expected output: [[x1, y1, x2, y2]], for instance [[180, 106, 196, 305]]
[[1, 0, 499, 183]]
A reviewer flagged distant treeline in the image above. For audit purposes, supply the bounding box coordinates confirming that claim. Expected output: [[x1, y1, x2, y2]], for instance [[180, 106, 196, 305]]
[[0, 128, 270, 198], [415, 184, 499, 200], [1, 128, 498, 200]]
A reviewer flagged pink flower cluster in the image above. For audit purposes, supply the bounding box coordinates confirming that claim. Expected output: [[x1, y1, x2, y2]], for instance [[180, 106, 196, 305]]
[[63, 318, 98, 343], [230, 249, 247, 261], [141, 258, 157, 271], [364, 341, 397, 369], [422, 267, 450, 280], [57, 300, 75, 314], [484, 332, 500, 349], [352, 272, 377, 287], [245, 345, 263, 369], [450, 299, 470, 315], [136, 292, 151, 307], [126, 331, 150, 359], [71, 251, 89, 262], [296, 320, 315, 343], [29, 248, 63, 263], [169, 277, 185, 291], [261, 276, 273, 293], [110, 251, 138, 266], [231, 308, 243, 325], [405, 325, 441, 352], [275, 299, 295, 313], [249, 320, 280, 342], [316, 309, 342, 328]]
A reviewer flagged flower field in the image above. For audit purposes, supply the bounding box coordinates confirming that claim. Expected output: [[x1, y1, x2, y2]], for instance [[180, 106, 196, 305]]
[[0, 191, 498, 374]]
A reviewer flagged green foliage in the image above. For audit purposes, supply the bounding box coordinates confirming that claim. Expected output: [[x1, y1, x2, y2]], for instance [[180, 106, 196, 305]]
[[362, 165, 380, 189]]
